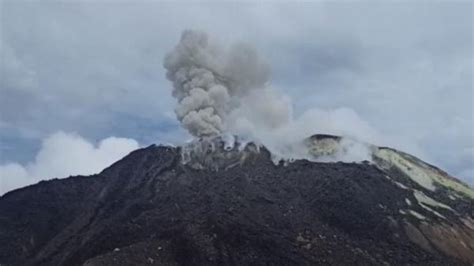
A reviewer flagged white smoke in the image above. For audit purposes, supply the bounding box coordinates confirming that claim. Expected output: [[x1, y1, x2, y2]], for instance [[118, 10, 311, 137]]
[[164, 30, 378, 163]]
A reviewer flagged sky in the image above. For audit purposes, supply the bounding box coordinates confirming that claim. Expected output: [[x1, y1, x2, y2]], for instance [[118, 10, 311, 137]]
[[0, 1, 472, 194]]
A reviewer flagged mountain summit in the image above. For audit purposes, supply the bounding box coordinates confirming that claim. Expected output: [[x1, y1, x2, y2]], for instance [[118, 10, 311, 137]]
[[0, 134, 473, 265]]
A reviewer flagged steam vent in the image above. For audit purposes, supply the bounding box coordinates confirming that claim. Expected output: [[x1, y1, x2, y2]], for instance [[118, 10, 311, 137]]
[[0, 134, 473, 265]]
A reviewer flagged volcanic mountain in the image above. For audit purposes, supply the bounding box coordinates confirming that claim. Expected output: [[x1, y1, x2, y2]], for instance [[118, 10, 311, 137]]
[[0, 134, 473, 265]]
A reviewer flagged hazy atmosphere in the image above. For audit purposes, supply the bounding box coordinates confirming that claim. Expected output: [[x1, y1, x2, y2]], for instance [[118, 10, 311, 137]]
[[1, 1, 472, 194]]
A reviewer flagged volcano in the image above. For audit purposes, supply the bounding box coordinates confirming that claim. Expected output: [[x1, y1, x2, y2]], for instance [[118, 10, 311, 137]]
[[0, 134, 473, 265]]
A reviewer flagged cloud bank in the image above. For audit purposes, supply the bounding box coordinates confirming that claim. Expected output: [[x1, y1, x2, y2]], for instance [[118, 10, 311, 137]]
[[0, 132, 139, 195], [0, 2, 472, 185]]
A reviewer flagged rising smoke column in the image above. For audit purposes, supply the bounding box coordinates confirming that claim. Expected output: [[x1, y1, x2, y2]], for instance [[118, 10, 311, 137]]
[[164, 30, 374, 163], [163, 30, 271, 137]]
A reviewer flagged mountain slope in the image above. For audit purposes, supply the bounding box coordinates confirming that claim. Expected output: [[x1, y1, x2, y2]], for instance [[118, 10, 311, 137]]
[[0, 135, 473, 265]]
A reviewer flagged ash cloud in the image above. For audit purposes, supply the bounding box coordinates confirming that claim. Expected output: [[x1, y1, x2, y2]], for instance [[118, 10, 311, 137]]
[[163, 30, 274, 137], [164, 30, 376, 162]]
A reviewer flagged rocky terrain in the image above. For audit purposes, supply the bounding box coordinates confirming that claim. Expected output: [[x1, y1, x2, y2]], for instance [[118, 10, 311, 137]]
[[0, 134, 473, 265]]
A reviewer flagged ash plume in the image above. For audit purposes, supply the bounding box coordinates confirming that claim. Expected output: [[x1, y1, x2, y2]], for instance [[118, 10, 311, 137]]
[[164, 30, 376, 163], [163, 30, 272, 137]]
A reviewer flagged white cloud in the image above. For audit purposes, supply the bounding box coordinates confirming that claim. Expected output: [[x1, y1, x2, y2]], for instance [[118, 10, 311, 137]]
[[0, 132, 139, 195]]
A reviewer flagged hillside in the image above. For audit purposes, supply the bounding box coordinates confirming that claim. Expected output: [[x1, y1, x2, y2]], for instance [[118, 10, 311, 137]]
[[0, 135, 473, 265]]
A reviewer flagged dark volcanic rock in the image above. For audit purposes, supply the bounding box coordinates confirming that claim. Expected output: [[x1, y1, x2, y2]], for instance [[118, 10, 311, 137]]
[[0, 141, 473, 265]]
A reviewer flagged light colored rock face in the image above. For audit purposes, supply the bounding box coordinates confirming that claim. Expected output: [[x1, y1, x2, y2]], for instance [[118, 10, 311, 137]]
[[373, 148, 437, 191], [372, 147, 474, 200], [304, 134, 474, 263], [305, 137, 341, 158], [367, 145, 474, 263], [377, 152, 474, 262], [413, 190, 453, 211], [304, 135, 473, 198]]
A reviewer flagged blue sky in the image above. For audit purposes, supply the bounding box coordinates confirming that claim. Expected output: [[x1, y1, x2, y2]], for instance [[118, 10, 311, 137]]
[[0, 1, 472, 193]]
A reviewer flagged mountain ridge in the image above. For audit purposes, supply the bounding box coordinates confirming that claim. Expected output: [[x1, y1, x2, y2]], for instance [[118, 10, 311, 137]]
[[0, 134, 473, 265]]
